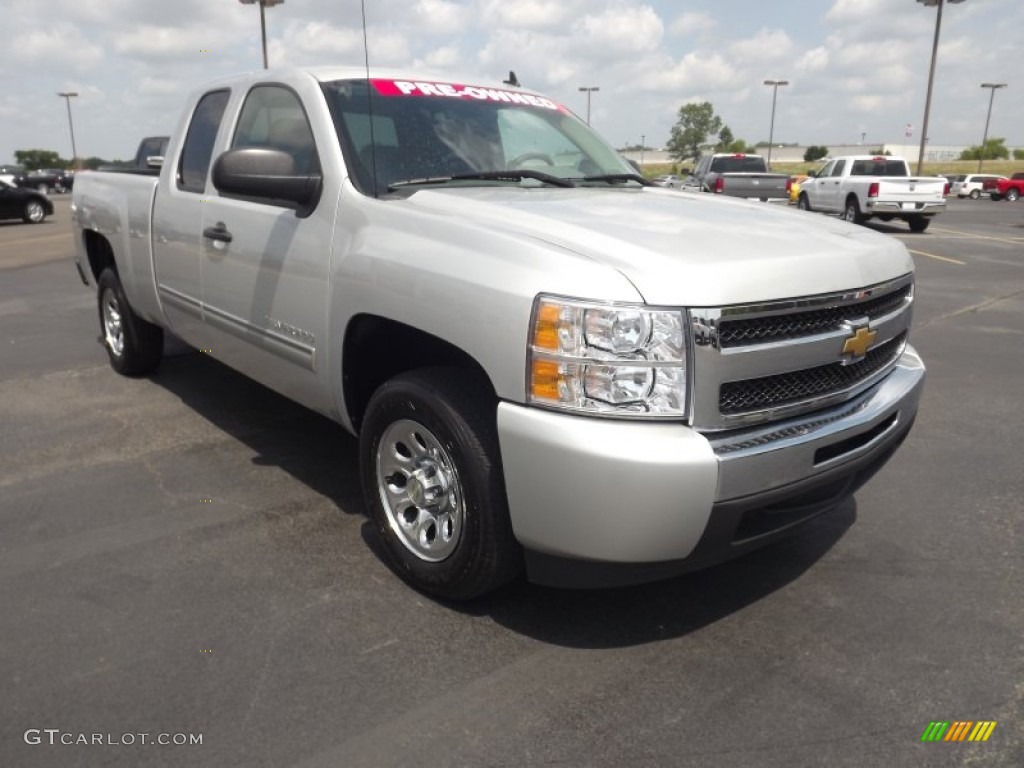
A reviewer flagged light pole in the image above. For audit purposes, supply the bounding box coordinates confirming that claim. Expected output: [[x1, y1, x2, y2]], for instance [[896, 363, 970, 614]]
[[239, 0, 284, 69], [763, 79, 788, 170], [578, 86, 599, 126], [57, 92, 79, 168], [640, 134, 645, 166], [977, 83, 1007, 172], [915, 0, 966, 175]]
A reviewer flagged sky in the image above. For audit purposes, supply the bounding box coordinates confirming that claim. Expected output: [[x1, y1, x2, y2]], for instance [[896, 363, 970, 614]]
[[1, 0, 1021, 164]]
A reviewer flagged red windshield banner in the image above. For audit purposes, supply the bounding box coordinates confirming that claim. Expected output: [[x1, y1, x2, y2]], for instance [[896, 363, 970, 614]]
[[370, 79, 562, 111]]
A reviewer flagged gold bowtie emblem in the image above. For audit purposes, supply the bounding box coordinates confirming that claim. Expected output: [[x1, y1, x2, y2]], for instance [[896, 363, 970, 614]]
[[842, 326, 877, 359]]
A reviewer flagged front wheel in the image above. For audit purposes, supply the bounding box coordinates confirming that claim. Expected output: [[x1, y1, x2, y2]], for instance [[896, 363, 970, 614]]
[[97, 268, 164, 376], [360, 369, 521, 601], [797, 194, 812, 211], [1006, 189, 1020, 202], [907, 215, 930, 233], [22, 200, 46, 223]]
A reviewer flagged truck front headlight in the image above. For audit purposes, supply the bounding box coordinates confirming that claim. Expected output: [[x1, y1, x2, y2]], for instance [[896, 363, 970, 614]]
[[528, 296, 689, 418]]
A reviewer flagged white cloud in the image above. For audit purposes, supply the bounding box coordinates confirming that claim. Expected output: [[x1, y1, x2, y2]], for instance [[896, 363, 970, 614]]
[[9, 24, 104, 70], [669, 12, 716, 37], [477, 0, 583, 29]]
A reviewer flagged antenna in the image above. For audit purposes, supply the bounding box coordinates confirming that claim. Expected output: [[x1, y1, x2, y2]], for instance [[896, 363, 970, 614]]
[[361, 0, 379, 197]]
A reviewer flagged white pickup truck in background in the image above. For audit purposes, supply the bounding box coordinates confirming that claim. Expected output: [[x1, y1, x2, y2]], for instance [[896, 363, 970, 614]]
[[797, 156, 947, 232], [70, 67, 925, 599]]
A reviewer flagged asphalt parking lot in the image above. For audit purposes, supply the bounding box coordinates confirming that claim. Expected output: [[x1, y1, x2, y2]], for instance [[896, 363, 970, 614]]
[[1, 195, 1022, 767]]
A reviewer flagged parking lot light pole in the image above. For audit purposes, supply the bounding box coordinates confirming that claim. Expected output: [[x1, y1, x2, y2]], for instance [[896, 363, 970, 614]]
[[56, 92, 79, 169], [578, 86, 599, 126], [238, 0, 284, 69], [977, 83, 1007, 173], [763, 79, 788, 170], [915, 0, 966, 175]]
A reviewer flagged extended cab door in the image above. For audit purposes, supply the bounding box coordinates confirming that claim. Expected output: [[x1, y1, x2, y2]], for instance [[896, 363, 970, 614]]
[[199, 80, 335, 412], [818, 158, 846, 211], [152, 89, 230, 341]]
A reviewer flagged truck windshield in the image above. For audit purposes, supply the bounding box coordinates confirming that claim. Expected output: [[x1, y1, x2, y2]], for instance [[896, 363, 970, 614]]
[[321, 78, 634, 196]]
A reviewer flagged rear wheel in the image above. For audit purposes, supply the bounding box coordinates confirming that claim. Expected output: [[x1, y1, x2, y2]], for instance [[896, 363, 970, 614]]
[[969, 189, 981, 200], [360, 368, 521, 601], [797, 194, 812, 211], [907, 215, 930, 233], [841, 197, 865, 224], [1006, 188, 1019, 202], [97, 268, 163, 376], [22, 200, 46, 223]]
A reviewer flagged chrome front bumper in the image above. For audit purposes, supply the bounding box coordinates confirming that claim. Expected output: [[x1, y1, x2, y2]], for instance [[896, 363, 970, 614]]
[[497, 345, 925, 585]]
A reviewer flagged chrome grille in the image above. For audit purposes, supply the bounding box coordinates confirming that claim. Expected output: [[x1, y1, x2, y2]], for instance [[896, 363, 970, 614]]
[[718, 283, 911, 347], [688, 274, 915, 430], [719, 333, 906, 415]]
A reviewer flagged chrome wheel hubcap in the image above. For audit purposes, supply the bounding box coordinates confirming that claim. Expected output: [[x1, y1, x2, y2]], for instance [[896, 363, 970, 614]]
[[376, 419, 463, 562], [27, 202, 44, 222], [102, 289, 125, 357]]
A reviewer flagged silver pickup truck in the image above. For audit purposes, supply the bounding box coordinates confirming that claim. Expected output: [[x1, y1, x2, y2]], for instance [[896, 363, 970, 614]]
[[687, 153, 792, 200], [71, 67, 924, 599]]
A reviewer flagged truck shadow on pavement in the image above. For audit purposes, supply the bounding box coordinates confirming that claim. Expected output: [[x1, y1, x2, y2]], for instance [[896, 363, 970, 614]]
[[152, 349, 366, 518], [469, 502, 856, 648], [152, 347, 855, 648]]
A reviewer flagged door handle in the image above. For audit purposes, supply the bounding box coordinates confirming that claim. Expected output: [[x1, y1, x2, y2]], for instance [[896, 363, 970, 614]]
[[203, 222, 233, 243]]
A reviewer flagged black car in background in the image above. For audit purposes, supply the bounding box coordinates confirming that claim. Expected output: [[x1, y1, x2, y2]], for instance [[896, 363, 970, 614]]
[[14, 168, 74, 193], [0, 180, 54, 223]]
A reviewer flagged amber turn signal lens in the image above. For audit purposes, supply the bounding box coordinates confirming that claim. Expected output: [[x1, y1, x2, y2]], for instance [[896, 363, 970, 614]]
[[532, 302, 561, 351], [530, 359, 561, 400]]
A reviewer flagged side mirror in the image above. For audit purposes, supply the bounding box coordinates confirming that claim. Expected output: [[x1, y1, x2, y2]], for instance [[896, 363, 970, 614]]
[[212, 148, 321, 213], [806, 170, 817, 178]]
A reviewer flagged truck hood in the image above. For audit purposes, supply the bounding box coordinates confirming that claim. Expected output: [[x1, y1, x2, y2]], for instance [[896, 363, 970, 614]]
[[404, 187, 914, 306]]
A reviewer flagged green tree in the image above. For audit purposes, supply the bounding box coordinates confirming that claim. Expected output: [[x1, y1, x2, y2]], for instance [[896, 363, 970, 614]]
[[14, 149, 64, 170], [1014, 148, 1024, 161], [667, 102, 722, 162], [803, 145, 829, 162], [714, 125, 749, 153], [959, 137, 1009, 161]]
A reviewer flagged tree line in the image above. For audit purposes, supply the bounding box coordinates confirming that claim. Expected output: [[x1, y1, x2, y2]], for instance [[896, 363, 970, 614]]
[[12, 149, 119, 171], [664, 103, 1023, 163]]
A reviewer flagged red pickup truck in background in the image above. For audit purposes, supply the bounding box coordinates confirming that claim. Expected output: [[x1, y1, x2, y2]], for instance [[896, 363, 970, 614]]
[[984, 172, 1024, 201]]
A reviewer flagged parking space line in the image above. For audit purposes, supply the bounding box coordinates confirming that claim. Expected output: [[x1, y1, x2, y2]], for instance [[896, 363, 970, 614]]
[[0, 233, 72, 249], [930, 227, 1024, 245], [908, 248, 966, 266]]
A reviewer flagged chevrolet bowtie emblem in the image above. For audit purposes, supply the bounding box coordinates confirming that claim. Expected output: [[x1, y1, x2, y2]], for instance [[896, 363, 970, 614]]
[[841, 324, 877, 362]]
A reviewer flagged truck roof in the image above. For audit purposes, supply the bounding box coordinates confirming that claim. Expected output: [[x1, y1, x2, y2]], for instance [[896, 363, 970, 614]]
[[187, 66, 552, 100]]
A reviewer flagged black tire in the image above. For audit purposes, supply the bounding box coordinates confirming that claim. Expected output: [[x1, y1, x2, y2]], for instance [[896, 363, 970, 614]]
[[797, 194, 812, 211], [97, 268, 163, 376], [969, 189, 981, 200], [1006, 189, 1019, 202], [907, 215, 930, 233], [841, 196, 865, 224], [22, 200, 46, 223], [360, 368, 521, 601]]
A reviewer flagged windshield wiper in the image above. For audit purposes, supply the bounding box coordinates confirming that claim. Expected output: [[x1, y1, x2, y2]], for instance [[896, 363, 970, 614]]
[[575, 173, 654, 186], [388, 169, 575, 191]]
